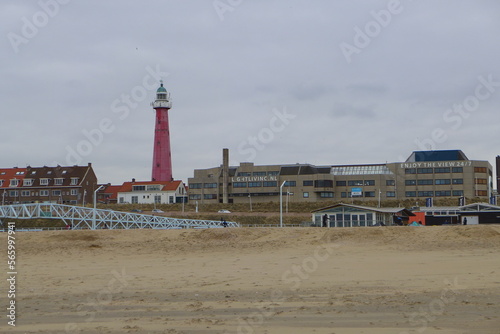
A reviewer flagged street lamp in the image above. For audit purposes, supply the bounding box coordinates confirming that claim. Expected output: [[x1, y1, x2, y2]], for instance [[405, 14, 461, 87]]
[[93, 185, 105, 230], [280, 180, 286, 228]]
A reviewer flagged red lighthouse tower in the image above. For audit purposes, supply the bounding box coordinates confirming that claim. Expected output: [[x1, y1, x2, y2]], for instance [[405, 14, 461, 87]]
[[151, 81, 173, 181]]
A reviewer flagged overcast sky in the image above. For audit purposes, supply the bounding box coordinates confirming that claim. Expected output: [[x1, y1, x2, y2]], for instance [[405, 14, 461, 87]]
[[2, 1, 499, 185]]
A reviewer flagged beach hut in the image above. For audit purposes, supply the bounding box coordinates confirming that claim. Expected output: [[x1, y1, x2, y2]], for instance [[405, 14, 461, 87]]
[[311, 203, 415, 227]]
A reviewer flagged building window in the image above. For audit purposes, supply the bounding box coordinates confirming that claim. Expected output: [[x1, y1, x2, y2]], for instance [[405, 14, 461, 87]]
[[119, 197, 125, 203], [204, 194, 217, 199], [40, 178, 49, 186], [233, 182, 247, 188], [154, 195, 161, 204], [405, 180, 416, 186], [189, 194, 201, 200], [364, 180, 375, 186], [303, 180, 313, 186], [386, 191, 396, 197], [364, 191, 375, 197], [347, 180, 363, 186], [71, 189, 78, 196], [418, 191, 434, 197], [315, 180, 333, 187], [476, 190, 487, 196], [21, 190, 30, 197], [204, 183, 217, 188], [452, 167, 463, 173], [131, 196, 138, 204], [386, 180, 395, 186], [268, 171, 279, 176], [405, 191, 416, 197], [341, 192, 347, 198], [303, 192, 309, 198], [23, 179, 33, 186], [189, 183, 202, 189], [70, 178, 79, 185], [417, 168, 433, 174], [237, 172, 251, 177], [418, 179, 434, 185], [452, 179, 463, 184], [253, 172, 266, 176], [9, 179, 19, 187], [319, 192, 334, 198], [336, 181, 346, 186], [474, 167, 487, 173], [248, 182, 262, 187], [434, 167, 450, 173], [435, 191, 451, 197], [52, 190, 62, 196], [263, 181, 277, 187], [9, 191, 18, 197], [452, 190, 463, 196], [435, 179, 450, 185], [54, 178, 64, 185], [405, 168, 416, 174], [284, 181, 296, 187], [475, 178, 487, 184], [132, 185, 146, 191]]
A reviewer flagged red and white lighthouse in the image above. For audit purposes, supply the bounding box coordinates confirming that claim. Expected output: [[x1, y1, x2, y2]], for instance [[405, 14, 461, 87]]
[[151, 81, 173, 181]]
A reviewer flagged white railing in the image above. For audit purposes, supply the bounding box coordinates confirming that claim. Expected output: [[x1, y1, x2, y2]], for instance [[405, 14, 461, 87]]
[[0, 203, 239, 230]]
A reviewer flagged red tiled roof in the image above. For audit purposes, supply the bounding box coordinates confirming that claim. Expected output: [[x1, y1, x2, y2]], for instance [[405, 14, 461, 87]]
[[100, 185, 122, 200], [0, 168, 27, 188], [119, 180, 183, 193]]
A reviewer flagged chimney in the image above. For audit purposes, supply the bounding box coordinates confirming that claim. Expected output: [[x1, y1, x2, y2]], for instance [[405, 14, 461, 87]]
[[222, 148, 229, 204], [132, 178, 136, 183]]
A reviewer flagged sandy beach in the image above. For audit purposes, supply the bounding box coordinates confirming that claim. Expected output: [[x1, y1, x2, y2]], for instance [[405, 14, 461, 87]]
[[2, 225, 500, 333]]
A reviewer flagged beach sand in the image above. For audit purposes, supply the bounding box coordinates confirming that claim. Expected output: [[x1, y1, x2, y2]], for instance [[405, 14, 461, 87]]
[[2, 225, 500, 333]]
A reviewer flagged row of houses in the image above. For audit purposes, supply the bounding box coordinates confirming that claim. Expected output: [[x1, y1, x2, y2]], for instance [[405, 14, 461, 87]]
[[0, 165, 187, 206], [0, 164, 97, 205]]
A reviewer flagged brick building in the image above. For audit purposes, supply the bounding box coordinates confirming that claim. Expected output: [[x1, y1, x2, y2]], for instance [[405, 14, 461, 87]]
[[0, 163, 97, 205]]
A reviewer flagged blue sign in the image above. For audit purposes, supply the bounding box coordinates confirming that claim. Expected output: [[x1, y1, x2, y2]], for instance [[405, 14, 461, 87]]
[[351, 187, 362, 196]]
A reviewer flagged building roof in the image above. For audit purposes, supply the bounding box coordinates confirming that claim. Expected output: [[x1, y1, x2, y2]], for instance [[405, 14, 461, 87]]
[[0, 164, 93, 188], [0, 168, 27, 188], [417, 202, 500, 213], [119, 180, 183, 192], [312, 203, 415, 216], [405, 150, 468, 162], [99, 184, 122, 200]]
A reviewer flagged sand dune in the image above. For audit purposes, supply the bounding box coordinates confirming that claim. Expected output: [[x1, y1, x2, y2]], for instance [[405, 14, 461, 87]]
[[3, 225, 500, 333]]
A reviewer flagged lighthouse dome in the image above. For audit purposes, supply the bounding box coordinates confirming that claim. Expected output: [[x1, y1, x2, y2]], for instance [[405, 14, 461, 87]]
[[157, 83, 167, 93]]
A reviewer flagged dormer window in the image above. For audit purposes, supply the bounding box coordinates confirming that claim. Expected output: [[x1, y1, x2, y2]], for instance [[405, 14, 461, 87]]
[[10, 179, 19, 187], [23, 179, 34, 186], [0, 180, 4, 187], [54, 178, 64, 186], [70, 178, 79, 185], [40, 178, 49, 186]]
